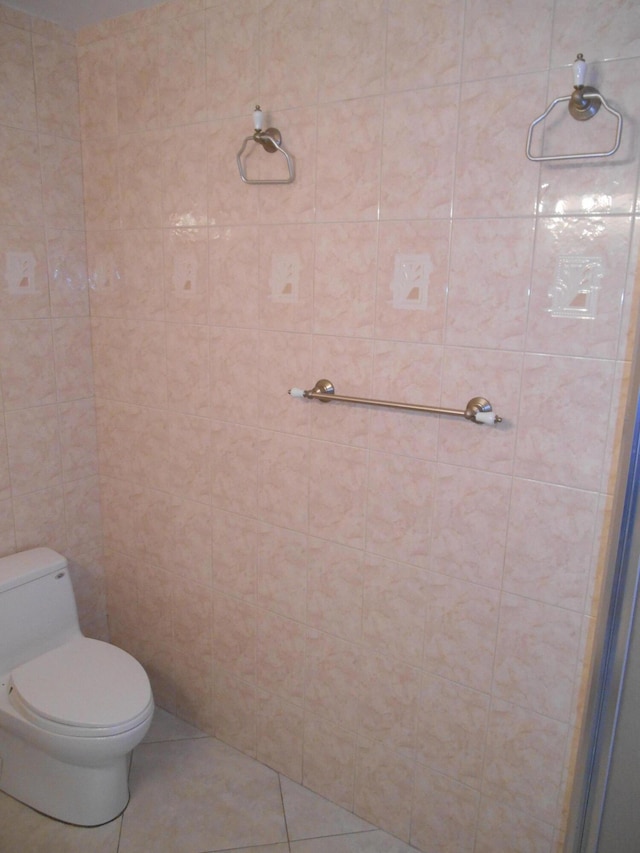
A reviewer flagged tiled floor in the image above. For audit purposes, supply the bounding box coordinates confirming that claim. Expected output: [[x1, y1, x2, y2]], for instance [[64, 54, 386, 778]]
[[0, 708, 421, 853]]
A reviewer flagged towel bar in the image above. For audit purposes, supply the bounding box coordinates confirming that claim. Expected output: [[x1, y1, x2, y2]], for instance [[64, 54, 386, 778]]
[[288, 379, 502, 425]]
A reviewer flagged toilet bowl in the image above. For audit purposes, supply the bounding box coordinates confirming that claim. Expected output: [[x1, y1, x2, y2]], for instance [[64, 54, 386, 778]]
[[0, 548, 154, 826]]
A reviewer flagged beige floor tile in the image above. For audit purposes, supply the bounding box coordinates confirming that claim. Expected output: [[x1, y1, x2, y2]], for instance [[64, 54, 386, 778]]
[[230, 846, 290, 852], [119, 736, 287, 853], [290, 830, 419, 852], [280, 776, 374, 841], [0, 790, 121, 853]]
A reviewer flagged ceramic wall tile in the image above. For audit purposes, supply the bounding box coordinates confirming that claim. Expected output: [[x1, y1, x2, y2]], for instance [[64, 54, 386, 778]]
[[259, 224, 314, 332], [77, 38, 118, 139], [0, 319, 56, 409], [317, 0, 385, 102], [0, 422, 9, 503], [256, 610, 306, 704], [315, 98, 382, 222], [211, 508, 258, 601], [358, 650, 420, 758], [493, 594, 582, 722], [205, 0, 259, 120], [411, 764, 480, 853], [47, 228, 90, 318], [33, 35, 80, 138], [258, 0, 318, 111], [257, 430, 310, 532], [304, 628, 362, 732], [431, 464, 510, 588], [365, 452, 435, 570], [40, 135, 85, 229], [13, 484, 67, 553], [81, 138, 120, 230], [209, 225, 260, 328], [30, 16, 74, 44], [162, 126, 209, 229], [514, 354, 613, 490], [504, 478, 599, 610], [164, 227, 209, 322], [437, 346, 522, 475], [385, 0, 463, 91], [422, 572, 500, 694], [474, 796, 554, 853], [166, 322, 210, 417], [212, 591, 257, 683], [483, 699, 568, 824], [210, 421, 260, 517], [309, 336, 373, 448], [5, 404, 62, 496], [0, 4, 30, 29], [551, 0, 640, 64], [63, 475, 102, 560], [212, 666, 257, 757], [0, 126, 42, 226], [302, 713, 357, 811], [361, 553, 428, 666], [374, 219, 450, 345], [306, 538, 364, 644], [455, 73, 546, 218], [257, 523, 308, 622], [52, 316, 95, 402], [526, 216, 632, 359], [600, 360, 630, 495], [118, 131, 164, 229], [0, 224, 49, 319], [116, 27, 160, 133], [354, 737, 414, 841], [462, 0, 553, 79], [258, 330, 312, 434], [166, 411, 211, 503], [446, 218, 534, 350], [380, 86, 457, 220], [172, 578, 213, 666], [308, 440, 367, 549], [368, 340, 442, 462], [210, 326, 259, 426], [256, 689, 304, 781], [314, 222, 377, 338], [156, 11, 207, 127], [0, 21, 36, 132], [416, 673, 489, 788]]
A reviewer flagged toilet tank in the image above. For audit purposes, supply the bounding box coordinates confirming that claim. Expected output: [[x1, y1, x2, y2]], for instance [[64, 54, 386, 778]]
[[0, 548, 81, 674]]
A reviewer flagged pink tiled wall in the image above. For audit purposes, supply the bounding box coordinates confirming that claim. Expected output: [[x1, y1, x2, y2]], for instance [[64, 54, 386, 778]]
[[1, 0, 636, 849], [81, 1, 640, 850], [0, 4, 105, 636]]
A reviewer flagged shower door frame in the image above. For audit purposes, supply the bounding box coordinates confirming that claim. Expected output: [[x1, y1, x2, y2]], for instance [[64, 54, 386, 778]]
[[566, 336, 640, 851]]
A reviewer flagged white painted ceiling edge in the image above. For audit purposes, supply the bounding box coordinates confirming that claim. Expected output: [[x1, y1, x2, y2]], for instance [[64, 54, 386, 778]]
[[4, 0, 160, 30]]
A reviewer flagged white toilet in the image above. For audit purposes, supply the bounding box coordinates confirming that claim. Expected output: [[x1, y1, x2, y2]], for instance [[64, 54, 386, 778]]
[[0, 547, 154, 826]]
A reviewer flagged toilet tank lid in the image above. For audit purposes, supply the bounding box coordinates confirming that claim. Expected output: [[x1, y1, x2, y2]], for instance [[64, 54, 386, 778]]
[[0, 548, 68, 592]]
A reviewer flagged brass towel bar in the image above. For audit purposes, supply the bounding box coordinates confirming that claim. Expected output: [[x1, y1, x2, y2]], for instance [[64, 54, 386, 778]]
[[288, 379, 502, 425]]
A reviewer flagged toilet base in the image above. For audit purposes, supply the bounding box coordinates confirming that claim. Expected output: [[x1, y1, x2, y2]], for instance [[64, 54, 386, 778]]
[[0, 728, 130, 826]]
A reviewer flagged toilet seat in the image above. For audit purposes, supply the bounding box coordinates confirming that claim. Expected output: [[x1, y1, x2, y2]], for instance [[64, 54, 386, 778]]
[[9, 637, 153, 737]]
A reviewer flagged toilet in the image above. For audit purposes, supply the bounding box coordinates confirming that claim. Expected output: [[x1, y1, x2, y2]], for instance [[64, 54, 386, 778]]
[[0, 547, 154, 826]]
